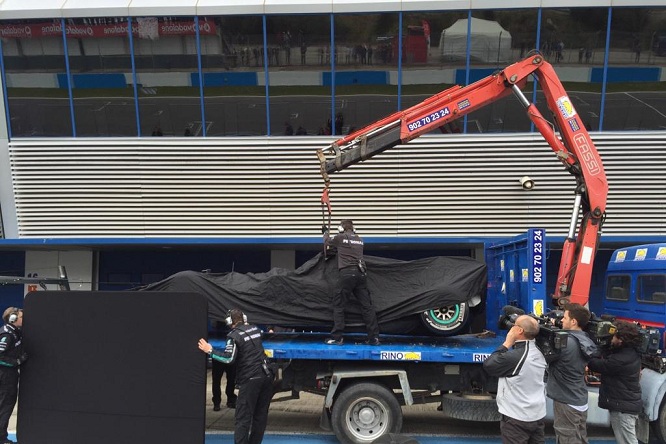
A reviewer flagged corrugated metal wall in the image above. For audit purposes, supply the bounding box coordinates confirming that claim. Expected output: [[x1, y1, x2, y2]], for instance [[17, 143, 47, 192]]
[[7, 132, 666, 239]]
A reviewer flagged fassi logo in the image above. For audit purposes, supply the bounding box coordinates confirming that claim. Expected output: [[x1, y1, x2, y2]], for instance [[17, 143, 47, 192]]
[[573, 133, 601, 176]]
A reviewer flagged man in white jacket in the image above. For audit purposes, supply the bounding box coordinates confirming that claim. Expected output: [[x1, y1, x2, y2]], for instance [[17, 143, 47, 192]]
[[484, 315, 547, 444]]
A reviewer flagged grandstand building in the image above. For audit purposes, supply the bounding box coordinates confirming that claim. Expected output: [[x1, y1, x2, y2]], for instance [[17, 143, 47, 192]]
[[0, 0, 664, 313]]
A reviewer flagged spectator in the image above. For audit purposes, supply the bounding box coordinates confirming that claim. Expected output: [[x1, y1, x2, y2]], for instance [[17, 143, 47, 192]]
[[587, 321, 642, 444], [300, 42, 307, 65], [284, 122, 294, 136], [334, 112, 344, 135], [556, 40, 564, 63]]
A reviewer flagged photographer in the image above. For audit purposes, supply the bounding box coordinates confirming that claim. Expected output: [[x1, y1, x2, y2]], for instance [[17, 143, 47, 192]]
[[484, 315, 547, 444], [546, 303, 598, 444], [587, 321, 642, 444]]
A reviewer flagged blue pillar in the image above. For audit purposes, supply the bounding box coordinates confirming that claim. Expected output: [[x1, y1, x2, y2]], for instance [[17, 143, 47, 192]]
[[330, 14, 336, 136], [0, 38, 12, 139], [532, 8, 543, 133], [463, 10, 472, 133], [195, 16, 207, 137], [397, 13, 403, 111], [598, 7, 612, 131], [263, 15, 271, 136], [127, 17, 142, 137], [61, 19, 77, 137]]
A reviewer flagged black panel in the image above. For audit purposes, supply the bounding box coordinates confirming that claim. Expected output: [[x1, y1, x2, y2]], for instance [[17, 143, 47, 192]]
[[18, 291, 207, 444]]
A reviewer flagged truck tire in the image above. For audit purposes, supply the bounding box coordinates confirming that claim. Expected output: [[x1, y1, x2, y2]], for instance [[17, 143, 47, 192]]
[[331, 382, 402, 444], [652, 399, 666, 443], [439, 393, 500, 422], [420, 303, 470, 336]]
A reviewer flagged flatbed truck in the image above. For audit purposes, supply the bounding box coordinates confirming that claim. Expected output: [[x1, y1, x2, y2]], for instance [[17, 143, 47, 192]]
[[210, 230, 548, 443], [209, 53, 666, 444]]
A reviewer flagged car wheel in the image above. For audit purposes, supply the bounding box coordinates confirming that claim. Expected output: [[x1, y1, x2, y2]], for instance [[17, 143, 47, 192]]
[[419, 303, 470, 336], [331, 382, 402, 444]]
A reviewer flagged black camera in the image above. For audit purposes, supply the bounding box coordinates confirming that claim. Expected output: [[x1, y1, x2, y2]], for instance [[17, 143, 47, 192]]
[[639, 327, 665, 373], [584, 315, 617, 349], [498, 306, 568, 358], [591, 315, 664, 373]]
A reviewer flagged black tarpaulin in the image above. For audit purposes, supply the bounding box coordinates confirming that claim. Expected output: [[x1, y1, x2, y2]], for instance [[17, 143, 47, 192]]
[[140, 253, 486, 330]]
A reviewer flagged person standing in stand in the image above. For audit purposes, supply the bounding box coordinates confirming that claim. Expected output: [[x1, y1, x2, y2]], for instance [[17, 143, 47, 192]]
[[0, 307, 27, 444], [322, 219, 380, 346], [198, 309, 273, 444]]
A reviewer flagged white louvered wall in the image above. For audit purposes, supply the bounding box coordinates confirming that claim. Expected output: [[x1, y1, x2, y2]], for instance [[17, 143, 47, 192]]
[[7, 132, 666, 239]]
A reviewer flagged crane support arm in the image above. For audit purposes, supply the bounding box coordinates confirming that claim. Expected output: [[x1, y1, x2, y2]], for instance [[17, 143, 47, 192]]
[[316, 54, 608, 307]]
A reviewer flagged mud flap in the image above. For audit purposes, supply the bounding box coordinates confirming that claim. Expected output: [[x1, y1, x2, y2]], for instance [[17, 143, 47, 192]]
[[439, 393, 500, 422], [319, 406, 332, 431]]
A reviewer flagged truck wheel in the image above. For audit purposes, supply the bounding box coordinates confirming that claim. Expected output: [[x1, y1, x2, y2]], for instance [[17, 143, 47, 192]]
[[439, 393, 500, 422], [420, 303, 470, 336], [331, 382, 402, 444], [653, 399, 666, 442]]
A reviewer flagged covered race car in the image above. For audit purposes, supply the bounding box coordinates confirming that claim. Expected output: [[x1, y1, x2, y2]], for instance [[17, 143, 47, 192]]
[[140, 253, 487, 336]]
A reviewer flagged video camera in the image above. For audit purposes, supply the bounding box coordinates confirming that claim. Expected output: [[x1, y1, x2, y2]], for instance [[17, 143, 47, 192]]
[[594, 315, 664, 373], [499, 306, 662, 367], [497, 306, 568, 359]]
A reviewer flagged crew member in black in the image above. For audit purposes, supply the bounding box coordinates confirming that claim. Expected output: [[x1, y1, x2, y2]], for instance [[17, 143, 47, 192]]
[[323, 219, 380, 345], [0, 307, 27, 444], [210, 321, 237, 411], [198, 309, 273, 444]]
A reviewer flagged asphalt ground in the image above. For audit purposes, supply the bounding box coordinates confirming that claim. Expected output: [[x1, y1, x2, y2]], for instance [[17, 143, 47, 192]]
[[1, 369, 630, 443], [7, 90, 666, 137]]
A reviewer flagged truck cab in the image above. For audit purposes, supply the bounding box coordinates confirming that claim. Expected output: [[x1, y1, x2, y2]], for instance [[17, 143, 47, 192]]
[[603, 244, 666, 335]]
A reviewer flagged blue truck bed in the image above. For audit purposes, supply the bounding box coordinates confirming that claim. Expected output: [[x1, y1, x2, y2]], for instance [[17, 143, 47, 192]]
[[210, 332, 504, 363]]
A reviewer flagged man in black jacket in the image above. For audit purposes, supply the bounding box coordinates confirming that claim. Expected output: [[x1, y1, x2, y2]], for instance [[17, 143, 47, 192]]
[[210, 320, 237, 411], [323, 219, 380, 345], [546, 303, 597, 444], [0, 307, 27, 444], [198, 309, 273, 444], [587, 320, 642, 444]]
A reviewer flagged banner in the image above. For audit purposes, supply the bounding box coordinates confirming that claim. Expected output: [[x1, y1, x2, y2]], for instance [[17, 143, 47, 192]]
[[0, 20, 217, 39]]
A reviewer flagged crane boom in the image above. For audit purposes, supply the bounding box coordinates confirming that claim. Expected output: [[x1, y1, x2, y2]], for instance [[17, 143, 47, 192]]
[[316, 54, 608, 307]]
